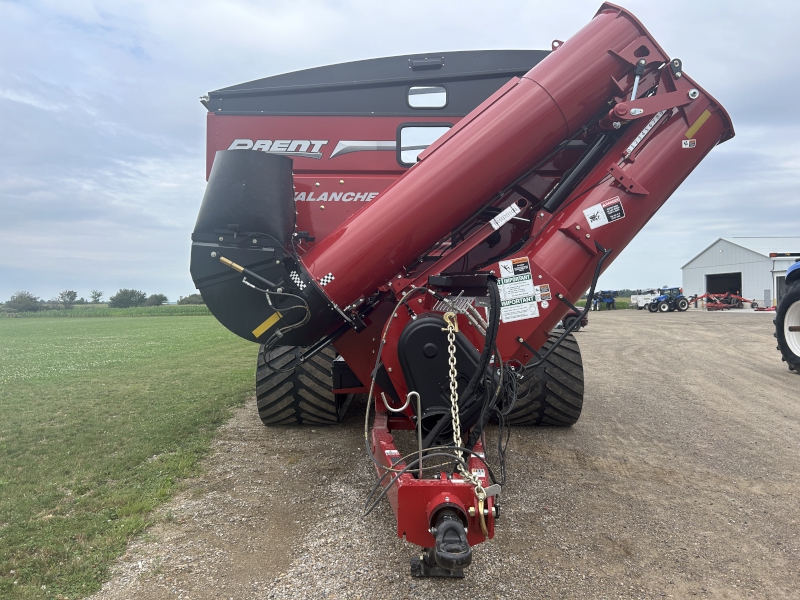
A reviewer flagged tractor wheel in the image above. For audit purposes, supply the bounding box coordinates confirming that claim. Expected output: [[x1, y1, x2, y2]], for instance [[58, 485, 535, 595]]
[[255, 345, 350, 425], [736, 300, 744, 309], [648, 302, 658, 313], [774, 283, 800, 373], [658, 301, 671, 313], [751, 302, 759, 309], [676, 298, 689, 312], [507, 332, 583, 426], [563, 315, 581, 332]]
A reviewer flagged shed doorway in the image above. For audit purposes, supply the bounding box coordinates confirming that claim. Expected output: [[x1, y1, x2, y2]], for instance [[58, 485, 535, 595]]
[[706, 272, 742, 295]]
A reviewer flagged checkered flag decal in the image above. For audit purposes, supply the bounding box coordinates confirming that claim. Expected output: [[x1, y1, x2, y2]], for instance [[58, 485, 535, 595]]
[[318, 273, 335, 287], [289, 271, 307, 291]]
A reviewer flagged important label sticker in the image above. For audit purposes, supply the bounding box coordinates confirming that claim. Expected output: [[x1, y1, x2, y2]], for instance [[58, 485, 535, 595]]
[[682, 139, 696, 148], [583, 196, 625, 230], [497, 257, 540, 323]]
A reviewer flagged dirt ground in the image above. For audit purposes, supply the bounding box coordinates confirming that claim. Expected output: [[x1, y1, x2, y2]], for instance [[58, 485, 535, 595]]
[[91, 309, 799, 600]]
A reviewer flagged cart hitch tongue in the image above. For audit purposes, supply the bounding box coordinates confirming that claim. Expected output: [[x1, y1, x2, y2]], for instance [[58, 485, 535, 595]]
[[410, 510, 472, 578]]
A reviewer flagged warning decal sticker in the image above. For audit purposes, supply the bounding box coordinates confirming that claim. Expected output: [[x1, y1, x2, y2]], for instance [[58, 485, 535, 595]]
[[534, 284, 551, 302], [583, 196, 626, 230], [497, 257, 540, 323]]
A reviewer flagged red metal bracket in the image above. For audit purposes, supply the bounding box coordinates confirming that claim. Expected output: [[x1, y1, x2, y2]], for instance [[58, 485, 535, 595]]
[[607, 164, 648, 195], [609, 89, 693, 122], [559, 222, 598, 255], [608, 35, 667, 69]]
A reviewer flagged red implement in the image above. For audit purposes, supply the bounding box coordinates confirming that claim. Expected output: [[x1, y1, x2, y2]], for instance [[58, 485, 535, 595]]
[[191, 2, 734, 576]]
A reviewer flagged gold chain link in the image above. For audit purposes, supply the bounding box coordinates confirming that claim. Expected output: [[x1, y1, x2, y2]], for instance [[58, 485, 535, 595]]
[[443, 312, 486, 504]]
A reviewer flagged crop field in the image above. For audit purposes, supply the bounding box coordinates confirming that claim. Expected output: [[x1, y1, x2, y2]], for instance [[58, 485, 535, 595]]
[[1, 305, 210, 319], [0, 316, 256, 599]]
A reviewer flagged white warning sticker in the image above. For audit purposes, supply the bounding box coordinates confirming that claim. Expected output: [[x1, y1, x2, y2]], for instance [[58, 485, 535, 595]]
[[682, 139, 697, 148], [489, 203, 521, 230], [471, 468, 486, 478], [497, 257, 539, 323], [583, 196, 625, 230]]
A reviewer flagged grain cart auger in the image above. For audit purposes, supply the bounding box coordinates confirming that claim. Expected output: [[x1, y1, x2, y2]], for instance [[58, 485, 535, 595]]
[[189, 3, 733, 577]]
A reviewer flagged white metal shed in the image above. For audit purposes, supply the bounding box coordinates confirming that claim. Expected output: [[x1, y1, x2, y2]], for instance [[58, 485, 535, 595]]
[[681, 237, 800, 306]]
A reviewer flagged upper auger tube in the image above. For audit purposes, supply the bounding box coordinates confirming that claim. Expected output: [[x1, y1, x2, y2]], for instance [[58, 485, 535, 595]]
[[297, 3, 695, 310]]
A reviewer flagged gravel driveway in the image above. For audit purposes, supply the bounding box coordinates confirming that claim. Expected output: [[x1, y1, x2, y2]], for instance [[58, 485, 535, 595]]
[[92, 309, 799, 599]]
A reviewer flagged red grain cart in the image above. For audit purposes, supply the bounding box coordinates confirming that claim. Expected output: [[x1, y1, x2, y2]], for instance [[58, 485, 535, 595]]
[[191, 3, 733, 576]]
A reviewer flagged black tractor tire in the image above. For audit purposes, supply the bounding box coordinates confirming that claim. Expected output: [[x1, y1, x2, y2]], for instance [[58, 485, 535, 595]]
[[774, 283, 800, 373], [256, 345, 349, 425], [736, 300, 744, 309], [507, 332, 583, 426], [658, 301, 671, 313], [751, 302, 759, 309], [648, 302, 658, 313], [563, 315, 581, 332], [676, 297, 689, 312]]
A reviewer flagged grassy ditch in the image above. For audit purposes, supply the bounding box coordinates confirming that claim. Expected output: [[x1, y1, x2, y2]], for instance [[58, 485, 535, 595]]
[[0, 316, 255, 599]]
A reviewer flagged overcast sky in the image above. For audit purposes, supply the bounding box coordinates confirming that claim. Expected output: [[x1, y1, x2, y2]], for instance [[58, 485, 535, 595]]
[[1, 0, 798, 302]]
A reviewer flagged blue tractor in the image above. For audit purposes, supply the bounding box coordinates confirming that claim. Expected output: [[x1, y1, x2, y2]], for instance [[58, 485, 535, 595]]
[[647, 287, 690, 313], [592, 290, 617, 310], [775, 259, 800, 373]]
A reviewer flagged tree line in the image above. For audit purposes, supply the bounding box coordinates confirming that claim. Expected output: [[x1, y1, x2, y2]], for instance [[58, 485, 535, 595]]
[[1, 290, 205, 313]]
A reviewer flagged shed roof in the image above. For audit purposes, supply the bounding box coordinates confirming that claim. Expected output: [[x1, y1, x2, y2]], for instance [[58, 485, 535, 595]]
[[682, 237, 800, 269]]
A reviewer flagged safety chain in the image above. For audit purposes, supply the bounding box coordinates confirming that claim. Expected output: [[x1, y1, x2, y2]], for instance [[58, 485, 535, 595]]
[[443, 312, 486, 503]]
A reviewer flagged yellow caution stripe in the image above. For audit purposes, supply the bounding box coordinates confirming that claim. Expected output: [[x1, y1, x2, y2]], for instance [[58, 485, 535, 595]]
[[685, 109, 711, 139], [252, 312, 282, 338]]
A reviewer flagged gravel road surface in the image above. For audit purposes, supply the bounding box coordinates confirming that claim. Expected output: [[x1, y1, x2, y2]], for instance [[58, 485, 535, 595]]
[[92, 309, 799, 599]]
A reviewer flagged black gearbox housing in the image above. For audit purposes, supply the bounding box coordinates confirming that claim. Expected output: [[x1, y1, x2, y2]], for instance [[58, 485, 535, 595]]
[[397, 314, 497, 439]]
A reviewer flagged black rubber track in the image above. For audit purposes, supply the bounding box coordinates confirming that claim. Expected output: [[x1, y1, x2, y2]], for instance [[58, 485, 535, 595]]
[[774, 282, 800, 373], [507, 332, 584, 426], [256, 345, 347, 425]]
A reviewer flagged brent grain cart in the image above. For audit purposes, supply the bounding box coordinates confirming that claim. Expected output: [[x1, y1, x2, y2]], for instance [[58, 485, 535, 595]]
[[190, 3, 733, 577]]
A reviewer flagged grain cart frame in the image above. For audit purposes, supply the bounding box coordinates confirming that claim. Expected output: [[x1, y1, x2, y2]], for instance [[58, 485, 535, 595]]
[[190, 3, 733, 576]]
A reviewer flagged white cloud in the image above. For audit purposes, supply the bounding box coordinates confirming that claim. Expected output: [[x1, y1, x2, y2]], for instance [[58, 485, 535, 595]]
[[1, 0, 799, 299]]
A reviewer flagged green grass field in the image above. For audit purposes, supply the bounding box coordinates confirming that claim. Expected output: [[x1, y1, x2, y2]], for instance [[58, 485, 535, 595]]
[[1, 304, 210, 318], [0, 316, 256, 599]]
